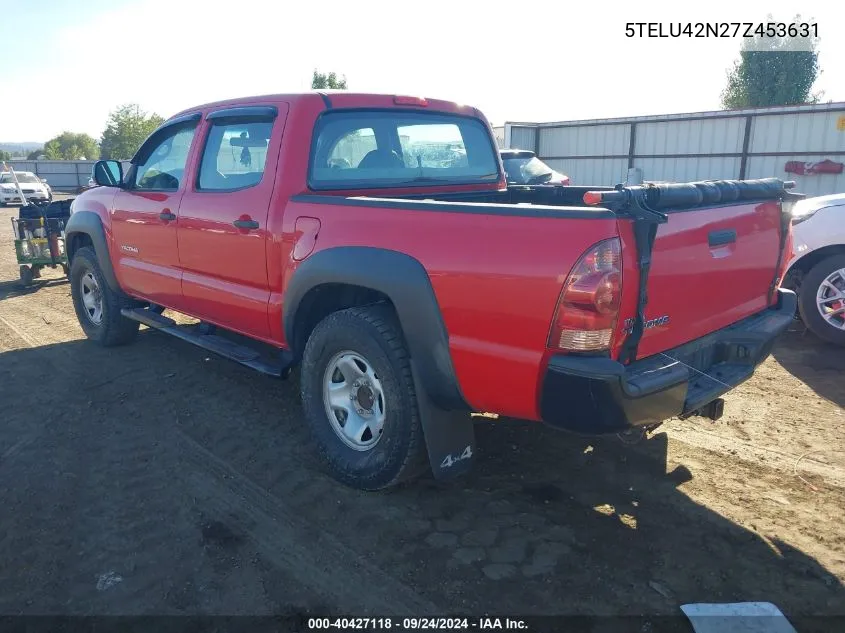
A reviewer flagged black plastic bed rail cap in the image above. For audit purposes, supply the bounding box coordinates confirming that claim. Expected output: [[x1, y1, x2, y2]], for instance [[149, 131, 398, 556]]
[[584, 178, 796, 210]]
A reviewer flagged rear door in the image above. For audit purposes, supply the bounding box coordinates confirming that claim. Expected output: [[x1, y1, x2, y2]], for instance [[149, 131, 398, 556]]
[[110, 114, 200, 307], [176, 103, 288, 340], [618, 199, 785, 359]]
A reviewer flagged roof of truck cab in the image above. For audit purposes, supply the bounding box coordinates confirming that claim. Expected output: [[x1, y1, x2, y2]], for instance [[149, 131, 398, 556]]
[[168, 92, 483, 121]]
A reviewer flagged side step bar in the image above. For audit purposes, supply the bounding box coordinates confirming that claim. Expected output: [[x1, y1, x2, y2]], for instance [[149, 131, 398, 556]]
[[121, 308, 292, 378]]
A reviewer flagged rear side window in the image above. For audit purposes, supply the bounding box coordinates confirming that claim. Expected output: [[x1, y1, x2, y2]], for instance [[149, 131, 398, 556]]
[[198, 120, 273, 191], [310, 111, 499, 189]]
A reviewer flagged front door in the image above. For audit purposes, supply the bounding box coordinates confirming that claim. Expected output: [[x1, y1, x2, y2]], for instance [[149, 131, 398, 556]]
[[111, 117, 200, 307], [176, 104, 287, 340]]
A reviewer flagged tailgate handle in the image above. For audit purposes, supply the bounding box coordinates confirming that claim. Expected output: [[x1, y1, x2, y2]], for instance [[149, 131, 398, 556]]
[[708, 229, 737, 247]]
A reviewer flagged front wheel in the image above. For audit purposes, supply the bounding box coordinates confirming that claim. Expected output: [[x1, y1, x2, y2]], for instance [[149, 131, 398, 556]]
[[300, 305, 428, 490], [70, 246, 139, 346], [798, 254, 845, 346]]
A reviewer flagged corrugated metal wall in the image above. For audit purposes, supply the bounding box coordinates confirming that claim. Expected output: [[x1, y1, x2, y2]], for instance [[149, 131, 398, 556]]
[[540, 124, 629, 158], [504, 102, 845, 196], [5, 160, 96, 190], [508, 126, 537, 153]]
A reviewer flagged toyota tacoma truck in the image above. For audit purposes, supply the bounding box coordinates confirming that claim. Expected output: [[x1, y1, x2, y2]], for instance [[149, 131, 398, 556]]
[[65, 92, 799, 490]]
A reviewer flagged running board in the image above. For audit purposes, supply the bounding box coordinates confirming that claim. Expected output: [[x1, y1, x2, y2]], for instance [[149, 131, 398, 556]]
[[121, 308, 292, 377]]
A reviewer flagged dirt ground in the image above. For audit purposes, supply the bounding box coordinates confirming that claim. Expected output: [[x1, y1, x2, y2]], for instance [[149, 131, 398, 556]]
[[0, 197, 843, 630]]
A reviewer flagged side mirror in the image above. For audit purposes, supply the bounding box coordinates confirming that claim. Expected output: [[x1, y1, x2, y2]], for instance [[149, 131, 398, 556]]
[[93, 160, 123, 187]]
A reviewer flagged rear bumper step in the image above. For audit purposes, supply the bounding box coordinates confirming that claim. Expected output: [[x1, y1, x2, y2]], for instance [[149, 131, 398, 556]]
[[539, 288, 797, 434], [121, 308, 292, 377]]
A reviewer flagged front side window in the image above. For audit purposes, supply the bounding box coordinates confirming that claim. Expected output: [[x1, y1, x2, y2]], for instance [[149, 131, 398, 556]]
[[133, 125, 197, 191], [198, 120, 273, 191], [310, 111, 499, 189]]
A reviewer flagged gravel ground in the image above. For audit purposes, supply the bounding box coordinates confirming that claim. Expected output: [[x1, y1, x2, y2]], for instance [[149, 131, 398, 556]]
[[0, 196, 843, 630]]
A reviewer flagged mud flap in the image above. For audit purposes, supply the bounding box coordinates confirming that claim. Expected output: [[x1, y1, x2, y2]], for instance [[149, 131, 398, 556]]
[[411, 360, 476, 480]]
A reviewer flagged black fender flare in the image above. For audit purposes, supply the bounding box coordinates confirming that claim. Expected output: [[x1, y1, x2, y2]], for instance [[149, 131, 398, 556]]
[[65, 211, 121, 293], [283, 246, 468, 412]]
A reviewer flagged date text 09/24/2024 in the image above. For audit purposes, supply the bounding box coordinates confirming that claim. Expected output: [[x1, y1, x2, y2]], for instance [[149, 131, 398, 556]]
[[307, 617, 528, 630], [625, 22, 818, 38]]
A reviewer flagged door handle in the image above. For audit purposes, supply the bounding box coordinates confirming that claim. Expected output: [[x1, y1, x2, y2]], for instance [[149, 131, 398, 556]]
[[159, 210, 176, 221], [708, 229, 737, 247], [233, 219, 259, 230]]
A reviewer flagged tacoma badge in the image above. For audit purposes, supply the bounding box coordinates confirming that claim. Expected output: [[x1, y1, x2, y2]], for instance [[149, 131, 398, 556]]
[[622, 315, 670, 334]]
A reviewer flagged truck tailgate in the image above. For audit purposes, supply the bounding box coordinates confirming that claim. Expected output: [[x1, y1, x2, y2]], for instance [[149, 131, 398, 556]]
[[611, 192, 790, 362]]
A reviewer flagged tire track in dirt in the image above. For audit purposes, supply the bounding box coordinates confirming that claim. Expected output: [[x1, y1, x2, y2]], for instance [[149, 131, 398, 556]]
[[0, 284, 442, 613], [0, 279, 406, 613], [174, 427, 441, 615], [668, 424, 845, 489]]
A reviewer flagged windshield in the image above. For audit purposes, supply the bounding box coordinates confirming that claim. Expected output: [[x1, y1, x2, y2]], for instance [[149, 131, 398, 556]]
[[310, 111, 499, 189], [502, 156, 556, 184], [0, 173, 40, 184]]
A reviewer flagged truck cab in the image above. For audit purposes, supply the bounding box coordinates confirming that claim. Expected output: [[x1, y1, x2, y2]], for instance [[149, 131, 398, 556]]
[[65, 92, 798, 490]]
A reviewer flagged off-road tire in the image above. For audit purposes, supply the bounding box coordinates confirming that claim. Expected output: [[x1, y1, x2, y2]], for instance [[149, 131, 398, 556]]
[[300, 305, 428, 490], [798, 254, 845, 346], [70, 246, 140, 346]]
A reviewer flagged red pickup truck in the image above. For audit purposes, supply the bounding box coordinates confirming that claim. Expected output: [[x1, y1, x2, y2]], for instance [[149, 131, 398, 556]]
[[65, 92, 798, 489]]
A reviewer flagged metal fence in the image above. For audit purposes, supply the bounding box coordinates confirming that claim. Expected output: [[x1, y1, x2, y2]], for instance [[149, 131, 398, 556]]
[[5, 160, 96, 191], [503, 102, 845, 196]]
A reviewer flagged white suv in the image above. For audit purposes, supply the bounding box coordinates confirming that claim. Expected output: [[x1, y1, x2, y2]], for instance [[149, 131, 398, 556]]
[[784, 193, 845, 345]]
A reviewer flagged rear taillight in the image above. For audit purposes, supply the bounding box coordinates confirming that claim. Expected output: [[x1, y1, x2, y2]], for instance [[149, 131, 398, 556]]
[[548, 238, 622, 352]]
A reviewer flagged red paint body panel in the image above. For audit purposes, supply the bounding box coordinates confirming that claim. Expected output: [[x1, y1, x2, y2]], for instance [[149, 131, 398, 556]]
[[176, 101, 290, 339], [611, 201, 783, 361], [111, 189, 186, 306], [72, 92, 790, 426], [285, 198, 618, 419]]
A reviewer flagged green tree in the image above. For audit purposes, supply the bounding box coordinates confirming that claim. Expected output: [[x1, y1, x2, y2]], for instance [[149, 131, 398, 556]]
[[311, 69, 348, 89], [26, 149, 44, 160], [43, 132, 100, 160], [0, 150, 11, 161], [100, 104, 165, 160], [721, 15, 820, 109]]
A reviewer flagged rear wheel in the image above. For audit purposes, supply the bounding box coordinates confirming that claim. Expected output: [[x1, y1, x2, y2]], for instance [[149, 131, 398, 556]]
[[70, 246, 139, 346], [798, 254, 845, 346], [300, 305, 428, 490], [18, 266, 33, 287]]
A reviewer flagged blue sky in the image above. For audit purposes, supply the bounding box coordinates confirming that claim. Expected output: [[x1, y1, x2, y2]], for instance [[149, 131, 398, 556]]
[[2, 0, 843, 142]]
